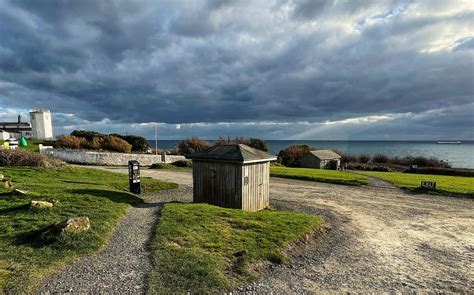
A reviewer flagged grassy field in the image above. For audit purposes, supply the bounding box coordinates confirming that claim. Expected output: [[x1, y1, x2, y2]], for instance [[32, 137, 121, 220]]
[[270, 166, 369, 186], [357, 171, 474, 197], [0, 166, 177, 293], [148, 203, 322, 293], [0, 140, 44, 152]]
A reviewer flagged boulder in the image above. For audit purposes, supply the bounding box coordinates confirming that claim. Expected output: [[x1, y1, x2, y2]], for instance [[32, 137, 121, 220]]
[[12, 189, 28, 196], [59, 217, 90, 233], [30, 200, 54, 209], [3, 180, 12, 188]]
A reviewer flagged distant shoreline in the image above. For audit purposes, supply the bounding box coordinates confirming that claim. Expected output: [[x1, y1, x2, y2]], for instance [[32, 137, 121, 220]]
[[147, 140, 474, 169]]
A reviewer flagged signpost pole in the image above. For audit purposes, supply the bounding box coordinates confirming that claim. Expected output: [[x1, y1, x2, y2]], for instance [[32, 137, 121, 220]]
[[155, 123, 158, 155]]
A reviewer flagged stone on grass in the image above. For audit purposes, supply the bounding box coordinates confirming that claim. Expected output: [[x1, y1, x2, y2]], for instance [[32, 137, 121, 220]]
[[3, 180, 12, 188], [30, 200, 54, 209], [0, 174, 3, 180], [59, 217, 90, 233]]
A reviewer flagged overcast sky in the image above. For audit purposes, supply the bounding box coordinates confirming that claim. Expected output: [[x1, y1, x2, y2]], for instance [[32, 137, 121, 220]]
[[0, 0, 473, 140]]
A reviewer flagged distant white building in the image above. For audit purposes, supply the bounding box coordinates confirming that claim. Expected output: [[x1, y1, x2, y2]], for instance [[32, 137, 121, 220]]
[[0, 110, 54, 140], [30, 109, 54, 140]]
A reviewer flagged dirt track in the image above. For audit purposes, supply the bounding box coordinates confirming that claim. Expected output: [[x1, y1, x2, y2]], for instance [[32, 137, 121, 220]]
[[88, 167, 474, 293]]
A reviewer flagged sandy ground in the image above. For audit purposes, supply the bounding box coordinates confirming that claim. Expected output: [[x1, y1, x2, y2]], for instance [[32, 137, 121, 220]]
[[59, 166, 473, 293]]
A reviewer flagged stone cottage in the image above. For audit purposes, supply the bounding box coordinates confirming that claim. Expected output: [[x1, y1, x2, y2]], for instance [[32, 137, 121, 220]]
[[300, 149, 341, 170]]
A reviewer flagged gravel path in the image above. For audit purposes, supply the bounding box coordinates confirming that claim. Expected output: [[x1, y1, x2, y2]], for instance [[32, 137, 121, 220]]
[[39, 186, 192, 294], [242, 178, 474, 293]]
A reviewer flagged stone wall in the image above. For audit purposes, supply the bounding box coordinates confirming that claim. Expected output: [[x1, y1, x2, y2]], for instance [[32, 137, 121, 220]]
[[39, 146, 186, 166]]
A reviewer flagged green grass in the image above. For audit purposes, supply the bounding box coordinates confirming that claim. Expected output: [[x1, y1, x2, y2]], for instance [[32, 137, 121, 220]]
[[356, 171, 474, 197], [0, 140, 44, 152], [270, 166, 369, 186], [0, 166, 178, 293], [148, 203, 322, 293]]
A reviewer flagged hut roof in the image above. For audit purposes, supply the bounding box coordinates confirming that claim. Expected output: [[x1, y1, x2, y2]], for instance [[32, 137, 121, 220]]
[[186, 144, 277, 164], [308, 149, 341, 160]]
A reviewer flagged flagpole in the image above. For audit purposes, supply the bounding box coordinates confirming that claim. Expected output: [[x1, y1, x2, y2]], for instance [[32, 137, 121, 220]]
[[155, 123, 158, 155]]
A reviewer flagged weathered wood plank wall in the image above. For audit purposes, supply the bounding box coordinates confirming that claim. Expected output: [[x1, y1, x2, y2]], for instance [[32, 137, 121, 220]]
[[193, 160, 242, 209]]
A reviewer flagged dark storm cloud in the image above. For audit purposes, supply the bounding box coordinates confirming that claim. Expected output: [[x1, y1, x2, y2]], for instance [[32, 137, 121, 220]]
[[0, 0, 473, 139]]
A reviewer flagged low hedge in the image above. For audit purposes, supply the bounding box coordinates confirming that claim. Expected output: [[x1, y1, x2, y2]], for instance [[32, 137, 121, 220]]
[[405, 167, 474, 177], [0, 149, 64, 167]]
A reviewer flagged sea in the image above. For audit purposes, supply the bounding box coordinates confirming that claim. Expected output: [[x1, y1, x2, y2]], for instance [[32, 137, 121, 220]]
[[148, 140, 474, 169]]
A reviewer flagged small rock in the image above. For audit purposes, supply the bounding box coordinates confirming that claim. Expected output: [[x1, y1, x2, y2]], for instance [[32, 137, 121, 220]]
[[47, 198, 59, 204], [3, 180, 12, 188], [0, 174, 3, 180], [12, 189, 28, 196], [30, 200, 54, 209], [59, 217, 90, 233]]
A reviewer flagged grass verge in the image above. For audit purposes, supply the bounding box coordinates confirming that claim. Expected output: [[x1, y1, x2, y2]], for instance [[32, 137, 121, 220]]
[[270, 166, 368, 186], [356, 171, 474, 198], [0, 166, 178, 293], [148, 203, 322, 293]]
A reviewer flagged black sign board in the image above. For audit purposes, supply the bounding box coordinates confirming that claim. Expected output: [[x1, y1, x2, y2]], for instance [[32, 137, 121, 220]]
[[128, 160, 141, 194], [421, 181, 436, 189]]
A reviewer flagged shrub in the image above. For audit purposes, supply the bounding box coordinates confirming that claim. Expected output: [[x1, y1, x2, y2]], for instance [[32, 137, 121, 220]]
[[110, 134, 150, 152], [410, 156, 450, 168], [70, 130, 104, 140], [81, 136, 104, 150], [176, 137, 212, 155], [346, 163, 393, 172], [248, 138, 269, 152], [373, 154, 389, 164], [100, 136, 132, 153], [406, 167, 474, 177], [0, 149, 64, 167], [332, 149, 357, 164], [216, 136, 247, 145], [150, 163, 175, 169], [171, 160, 192, 168], [358, 154, 371, 163], [55, 135, 85, 149], [277, 144, 315, 167], [215, 136, 268, 151]]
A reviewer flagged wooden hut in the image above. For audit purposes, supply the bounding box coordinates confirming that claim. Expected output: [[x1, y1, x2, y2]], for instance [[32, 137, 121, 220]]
[[186, 144, 277, 211], [300, 150, 341, 170]]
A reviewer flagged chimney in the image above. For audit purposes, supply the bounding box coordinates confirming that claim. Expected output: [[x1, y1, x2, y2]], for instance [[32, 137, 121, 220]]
[[18, 115, 21, 124]]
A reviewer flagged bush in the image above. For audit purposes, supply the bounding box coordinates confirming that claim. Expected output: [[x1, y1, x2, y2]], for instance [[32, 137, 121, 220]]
[[346, 163, 393, 172], [55, 135, 85, 149], [407, 167, 474, 177], [248, 138, 269, 152], [176, 137, 212, 155], [331, 149, 357, 164], [358, 154, 371, 163], [81, 136, 104, 150], [0, 149, 64, 167], [100, 136, 132, 153], [373, 154, 389, 164], [171, 160, 192, 168], [277, 144, 315, 167], [150, 163, 175, 169], [110, 134, 150, 152], [215, 136, 268, 151], [71, 130, 103, 140]]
